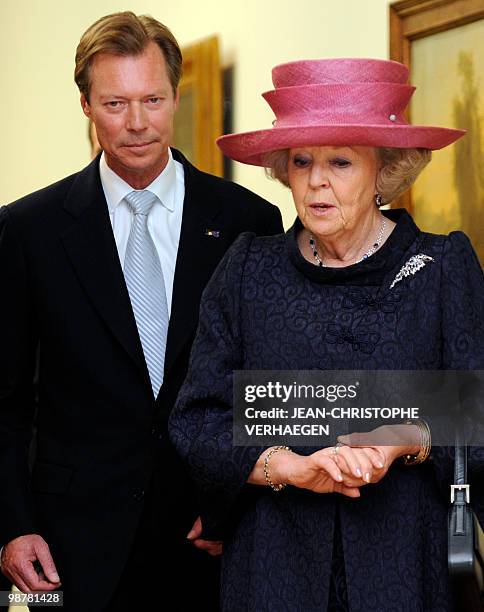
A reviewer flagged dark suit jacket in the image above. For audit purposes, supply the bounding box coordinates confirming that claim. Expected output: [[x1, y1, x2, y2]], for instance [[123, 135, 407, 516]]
[[0, 148, 283, 610]]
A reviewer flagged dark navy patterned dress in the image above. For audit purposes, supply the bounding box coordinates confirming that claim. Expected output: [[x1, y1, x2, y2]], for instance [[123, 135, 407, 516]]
[[169, 209, 484, 611]]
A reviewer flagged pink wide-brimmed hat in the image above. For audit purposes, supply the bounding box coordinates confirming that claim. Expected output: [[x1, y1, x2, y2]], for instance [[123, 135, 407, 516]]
[[217, 58, 465, 166]]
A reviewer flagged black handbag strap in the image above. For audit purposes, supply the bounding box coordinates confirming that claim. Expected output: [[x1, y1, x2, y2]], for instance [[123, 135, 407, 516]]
[[452, 430, 469, 535], [454, 430, 468, 486]]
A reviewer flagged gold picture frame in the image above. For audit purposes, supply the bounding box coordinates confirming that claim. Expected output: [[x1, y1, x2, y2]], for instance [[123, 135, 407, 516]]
[[390, 0, 484, 263], [173, 35, 223, 177]]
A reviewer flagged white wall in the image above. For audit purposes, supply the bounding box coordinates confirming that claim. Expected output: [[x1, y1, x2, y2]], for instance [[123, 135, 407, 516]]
[[0, 0, 392, 226]]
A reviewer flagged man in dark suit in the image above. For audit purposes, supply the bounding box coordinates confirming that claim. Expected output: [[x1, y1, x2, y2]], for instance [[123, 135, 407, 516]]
[[0, 11, 282, 611]]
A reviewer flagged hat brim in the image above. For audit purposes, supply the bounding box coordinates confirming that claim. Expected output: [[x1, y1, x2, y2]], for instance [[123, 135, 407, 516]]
[[216, 124, 466, 167]]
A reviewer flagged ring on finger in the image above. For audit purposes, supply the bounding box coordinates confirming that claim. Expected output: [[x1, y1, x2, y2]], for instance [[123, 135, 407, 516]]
[[332, 442, 345, 455]]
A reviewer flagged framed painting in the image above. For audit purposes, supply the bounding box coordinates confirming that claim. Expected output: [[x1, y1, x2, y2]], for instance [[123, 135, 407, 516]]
[[172, 35, 223, 177], [390, 0, 484, 264]]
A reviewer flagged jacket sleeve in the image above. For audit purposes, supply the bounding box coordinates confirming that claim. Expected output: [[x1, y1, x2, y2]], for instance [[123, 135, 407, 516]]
[[263, 201, 284, 236], [430, 231, 484, 524], [168, 232, 264, 539], [0, 206, 38, 546]]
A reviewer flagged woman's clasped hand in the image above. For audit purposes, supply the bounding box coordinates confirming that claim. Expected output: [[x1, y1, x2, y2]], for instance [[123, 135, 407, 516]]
[[251, 423, 421, 495]]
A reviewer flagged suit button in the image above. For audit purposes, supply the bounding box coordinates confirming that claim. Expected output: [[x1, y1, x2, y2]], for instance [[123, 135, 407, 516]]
[[133, 489, 145, 502]]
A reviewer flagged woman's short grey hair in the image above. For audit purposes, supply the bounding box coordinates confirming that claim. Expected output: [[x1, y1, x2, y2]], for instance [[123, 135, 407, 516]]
[[376, 147, 431, 204], [264, 147, 432, 205]]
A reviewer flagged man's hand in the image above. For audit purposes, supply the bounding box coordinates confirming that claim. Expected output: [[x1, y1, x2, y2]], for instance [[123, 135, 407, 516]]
[[0, 534, 61, 593], [186, 516, 223, 556]]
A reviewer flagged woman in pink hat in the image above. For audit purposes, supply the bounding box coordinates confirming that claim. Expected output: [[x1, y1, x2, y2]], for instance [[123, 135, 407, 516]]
[[169, 59, 484, 610]]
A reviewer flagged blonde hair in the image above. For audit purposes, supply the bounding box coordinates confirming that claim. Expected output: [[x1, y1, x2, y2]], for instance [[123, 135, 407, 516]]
[[264, 146, 431, 204], [75, 11, 182, 102], [264, 149, 290, 186], [376, 147, 431, 204]]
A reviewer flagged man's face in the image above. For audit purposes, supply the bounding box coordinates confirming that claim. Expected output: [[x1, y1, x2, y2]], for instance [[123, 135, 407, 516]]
[[81, 42, 178, 189]]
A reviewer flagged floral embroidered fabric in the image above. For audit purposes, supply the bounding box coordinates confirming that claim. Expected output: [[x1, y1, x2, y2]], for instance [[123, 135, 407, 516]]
[[170, 209, 484, 611]]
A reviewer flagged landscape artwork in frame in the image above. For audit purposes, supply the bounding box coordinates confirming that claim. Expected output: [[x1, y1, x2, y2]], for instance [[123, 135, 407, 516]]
[[390, 1, 484, 265]]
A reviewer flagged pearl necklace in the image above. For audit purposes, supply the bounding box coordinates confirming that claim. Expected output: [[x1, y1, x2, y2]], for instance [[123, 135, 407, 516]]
[[309, 217, 387, 267]]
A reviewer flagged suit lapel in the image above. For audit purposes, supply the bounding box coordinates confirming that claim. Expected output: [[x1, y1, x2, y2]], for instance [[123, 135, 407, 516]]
[[59, 152, 227, 394], [60, 158, 150, 385], [163, 150, 225, 378]]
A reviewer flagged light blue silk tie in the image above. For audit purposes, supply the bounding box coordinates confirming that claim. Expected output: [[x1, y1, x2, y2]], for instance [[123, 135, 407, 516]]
[[123, 190, 168, 397]]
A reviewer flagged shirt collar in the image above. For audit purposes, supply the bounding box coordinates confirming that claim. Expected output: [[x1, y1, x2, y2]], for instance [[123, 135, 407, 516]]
[[99, 148, 177, 213]]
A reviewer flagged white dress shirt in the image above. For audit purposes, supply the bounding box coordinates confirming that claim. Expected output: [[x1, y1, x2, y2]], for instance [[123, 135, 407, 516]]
[[99, 148, 185, 314]]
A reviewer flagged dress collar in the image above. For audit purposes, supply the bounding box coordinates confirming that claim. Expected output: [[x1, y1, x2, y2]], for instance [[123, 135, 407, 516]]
[[285, 209, 420, 286]]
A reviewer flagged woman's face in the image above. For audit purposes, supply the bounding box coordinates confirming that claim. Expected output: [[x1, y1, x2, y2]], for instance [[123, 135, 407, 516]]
[[287, 145, 380, 240]]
